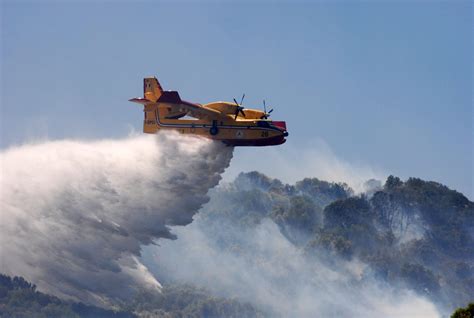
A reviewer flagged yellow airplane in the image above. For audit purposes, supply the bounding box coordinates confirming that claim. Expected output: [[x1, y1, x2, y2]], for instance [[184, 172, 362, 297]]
[[129, 77, 288, 146]]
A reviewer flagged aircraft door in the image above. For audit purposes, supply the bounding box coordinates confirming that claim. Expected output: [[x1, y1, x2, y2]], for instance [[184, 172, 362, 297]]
[[210, 120, 219, 135]]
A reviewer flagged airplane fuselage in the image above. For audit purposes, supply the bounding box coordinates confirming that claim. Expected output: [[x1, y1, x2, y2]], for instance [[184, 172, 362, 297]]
[[143, 102, 288, 146], [130, 77, 288, 147]]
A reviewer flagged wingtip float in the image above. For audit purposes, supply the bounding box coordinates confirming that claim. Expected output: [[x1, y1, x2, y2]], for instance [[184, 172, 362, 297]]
[[129, 77, 288, 146]]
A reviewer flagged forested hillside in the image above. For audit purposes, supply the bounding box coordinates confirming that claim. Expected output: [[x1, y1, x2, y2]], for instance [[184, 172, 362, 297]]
[[2, 172, 472, 317], [0, 274, 133, 317], [213, 173, 474, 310], [153, 172, 473, 315], [0, 274, 262, 318]]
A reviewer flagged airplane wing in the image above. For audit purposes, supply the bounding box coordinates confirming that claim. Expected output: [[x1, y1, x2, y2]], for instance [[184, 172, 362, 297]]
[[157, 91, 225, 120]]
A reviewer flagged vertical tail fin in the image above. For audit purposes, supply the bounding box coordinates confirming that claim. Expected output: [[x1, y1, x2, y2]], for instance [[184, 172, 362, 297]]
[[144, 77, 163, 102]]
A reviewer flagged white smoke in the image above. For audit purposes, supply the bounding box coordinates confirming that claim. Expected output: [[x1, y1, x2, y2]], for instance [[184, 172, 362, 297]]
[[0, 132, 233, 305], [224, 138, 384, 194], [144, 211, 441, 318]]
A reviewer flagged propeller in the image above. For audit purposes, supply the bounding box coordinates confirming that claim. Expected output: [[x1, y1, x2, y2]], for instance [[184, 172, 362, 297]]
[[240, 93, 245, 105], [260, 100, 274, 119], [233, 94, 246, 119]]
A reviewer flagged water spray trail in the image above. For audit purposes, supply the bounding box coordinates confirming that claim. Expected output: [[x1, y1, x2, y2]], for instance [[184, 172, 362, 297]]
[[0, 132, 233, 305]]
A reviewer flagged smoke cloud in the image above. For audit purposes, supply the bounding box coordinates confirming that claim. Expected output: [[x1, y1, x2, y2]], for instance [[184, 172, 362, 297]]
[[143, 192, 441, 318], [0, 132, 233, 305], [223, 138, 384, 194]]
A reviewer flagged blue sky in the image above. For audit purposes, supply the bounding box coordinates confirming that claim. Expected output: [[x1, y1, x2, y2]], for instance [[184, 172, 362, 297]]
[[1, 1, 472, 197]]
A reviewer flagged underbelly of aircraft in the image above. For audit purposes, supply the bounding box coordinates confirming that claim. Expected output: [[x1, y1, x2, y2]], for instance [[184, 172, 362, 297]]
[[222, 135, 286, 146], [145, 124, 287, 147]]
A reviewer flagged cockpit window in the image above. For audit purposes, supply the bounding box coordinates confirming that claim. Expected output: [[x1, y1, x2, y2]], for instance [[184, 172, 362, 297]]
[[257, 121, 271, 128]]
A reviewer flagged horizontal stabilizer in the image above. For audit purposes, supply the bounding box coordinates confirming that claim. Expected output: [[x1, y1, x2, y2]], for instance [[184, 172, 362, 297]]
[[129, 97, 153, 105]]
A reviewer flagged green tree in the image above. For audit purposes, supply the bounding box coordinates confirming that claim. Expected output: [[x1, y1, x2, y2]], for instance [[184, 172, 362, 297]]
[[451, 303, 474, 318]]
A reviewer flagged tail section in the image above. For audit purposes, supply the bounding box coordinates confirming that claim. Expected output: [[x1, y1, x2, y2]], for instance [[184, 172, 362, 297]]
[[143, 77, 163, 102], [130, 77, 164, 134], [142, 103, 160, 134]]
